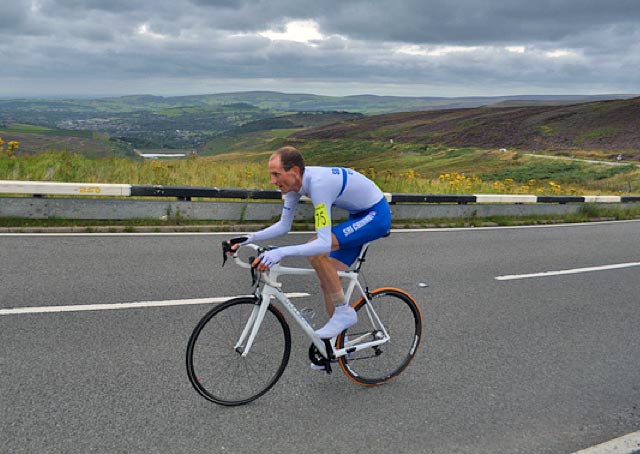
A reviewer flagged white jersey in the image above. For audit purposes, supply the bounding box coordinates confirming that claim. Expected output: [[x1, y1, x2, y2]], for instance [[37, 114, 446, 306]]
[[246, 166, 384, 257]]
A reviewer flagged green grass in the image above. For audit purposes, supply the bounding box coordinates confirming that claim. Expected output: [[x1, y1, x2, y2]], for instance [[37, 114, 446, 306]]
[[1, 141, 639, 196], [3, 124, 56, 134], [575, 127, 617, 145], [270, 128, 302, 138], [0, 123, 96, 138], [485, 160, 632, 184], [0, 217, 256, 231]]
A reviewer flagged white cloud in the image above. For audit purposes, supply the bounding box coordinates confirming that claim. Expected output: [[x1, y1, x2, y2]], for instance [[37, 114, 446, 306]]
[[545, 49, 578, 58], [395, 44, 480, 57], [259, 20, 324, 44], [506, 46, 526, 54], [136, 23, 168, 40]]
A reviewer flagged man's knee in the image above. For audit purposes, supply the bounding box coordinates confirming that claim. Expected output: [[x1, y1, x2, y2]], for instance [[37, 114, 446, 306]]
[[308, 253, 328, 268]]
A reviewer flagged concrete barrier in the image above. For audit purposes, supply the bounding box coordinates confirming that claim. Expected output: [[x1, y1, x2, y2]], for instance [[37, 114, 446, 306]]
[[3, 196, 638, 221], [1, 180, 639, 221]]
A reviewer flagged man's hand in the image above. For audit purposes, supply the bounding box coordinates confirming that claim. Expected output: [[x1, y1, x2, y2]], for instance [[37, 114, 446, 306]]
[[221, 236, 248, 266], [227, 241, 240, 255], [253, 249, 284, 271], [226, 236, 248, 255]]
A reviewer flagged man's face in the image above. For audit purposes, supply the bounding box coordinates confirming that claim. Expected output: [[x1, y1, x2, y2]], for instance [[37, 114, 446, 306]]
[[268, 154, 302, 194]]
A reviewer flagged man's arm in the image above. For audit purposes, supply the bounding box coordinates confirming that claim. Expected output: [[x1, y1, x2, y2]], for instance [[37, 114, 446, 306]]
[[258, 194, 334, 266], [241, 192, 299, 244]]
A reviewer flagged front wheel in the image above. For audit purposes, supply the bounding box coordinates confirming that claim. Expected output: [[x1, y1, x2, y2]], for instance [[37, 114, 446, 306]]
[[336, 288, 423, 386], [186, 297, 291, 406]]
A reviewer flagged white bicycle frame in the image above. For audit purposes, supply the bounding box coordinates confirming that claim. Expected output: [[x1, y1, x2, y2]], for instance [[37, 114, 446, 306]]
[[231, 244, 391, 361]]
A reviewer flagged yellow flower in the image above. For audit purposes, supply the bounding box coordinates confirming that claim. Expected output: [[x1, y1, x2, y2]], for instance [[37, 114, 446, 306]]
[[6, 141, 19, 157]]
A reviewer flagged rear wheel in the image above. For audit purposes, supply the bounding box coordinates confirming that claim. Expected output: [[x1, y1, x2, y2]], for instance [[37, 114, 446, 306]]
[[337, 288, 422, 385], [186, 297, 291, 406]]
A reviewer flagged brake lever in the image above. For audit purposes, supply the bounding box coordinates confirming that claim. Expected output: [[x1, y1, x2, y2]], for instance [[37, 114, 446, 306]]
[[249, 256, 257, 285], [221, 237, 248, 267], [221, 241, 231, 267]]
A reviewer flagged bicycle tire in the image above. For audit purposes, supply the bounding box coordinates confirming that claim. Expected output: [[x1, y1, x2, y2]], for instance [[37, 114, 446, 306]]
[[337, 288, 423, 386], [186, 297, 291, 406]]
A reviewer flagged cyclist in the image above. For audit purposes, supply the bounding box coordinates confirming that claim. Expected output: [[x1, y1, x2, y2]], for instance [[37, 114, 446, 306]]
[[231, 146, 391, 340]]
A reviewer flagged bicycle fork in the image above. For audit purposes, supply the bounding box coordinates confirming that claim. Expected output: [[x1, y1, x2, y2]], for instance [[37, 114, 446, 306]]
[[234, 294, 271, 357]]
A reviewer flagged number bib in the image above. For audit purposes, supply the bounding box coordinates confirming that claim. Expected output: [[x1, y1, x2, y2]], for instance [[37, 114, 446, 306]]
[[314, 203, 330, 229]]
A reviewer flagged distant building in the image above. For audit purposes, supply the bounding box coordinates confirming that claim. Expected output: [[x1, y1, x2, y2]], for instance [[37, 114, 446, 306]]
[[139, 153, 187, 159], [134, 148, 190, 159]]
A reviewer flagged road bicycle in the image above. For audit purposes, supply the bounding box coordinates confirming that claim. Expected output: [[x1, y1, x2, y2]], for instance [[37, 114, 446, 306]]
[[186, 238, 423, 406]]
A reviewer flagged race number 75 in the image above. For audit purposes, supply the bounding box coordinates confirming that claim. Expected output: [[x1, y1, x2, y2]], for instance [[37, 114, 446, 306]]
[[314, 203, 329, 229]]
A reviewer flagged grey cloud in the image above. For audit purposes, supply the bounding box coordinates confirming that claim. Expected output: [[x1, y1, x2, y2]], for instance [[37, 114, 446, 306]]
[[188, 0, 247, 8], [0, 1, 30, 30], [1, 0, 639, 97], [40, 0, 146, 14], [316, 0, 640, 44]]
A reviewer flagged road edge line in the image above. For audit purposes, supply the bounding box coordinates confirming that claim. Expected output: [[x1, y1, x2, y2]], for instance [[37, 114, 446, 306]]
[[574, 431, 640, 454]]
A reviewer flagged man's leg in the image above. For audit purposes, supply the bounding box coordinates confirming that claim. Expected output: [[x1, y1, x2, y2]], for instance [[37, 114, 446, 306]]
[[308, 254, 349, 317], [308, 234, 357, 338]]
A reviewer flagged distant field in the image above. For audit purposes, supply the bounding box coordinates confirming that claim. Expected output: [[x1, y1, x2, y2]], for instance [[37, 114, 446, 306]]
[[3, 124, 57, 134], [1, 123, 94, 137], [0, 124, 130, 158]]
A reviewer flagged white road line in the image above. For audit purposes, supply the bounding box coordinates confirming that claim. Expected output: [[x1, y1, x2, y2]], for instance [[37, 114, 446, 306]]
[[573, 430, 640, 454], [0, 293, 310, 316], [495, 262, 640, 281]]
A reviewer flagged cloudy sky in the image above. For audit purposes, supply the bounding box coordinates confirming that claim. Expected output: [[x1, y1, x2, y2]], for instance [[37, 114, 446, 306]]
[[2, 0, 640, 98]]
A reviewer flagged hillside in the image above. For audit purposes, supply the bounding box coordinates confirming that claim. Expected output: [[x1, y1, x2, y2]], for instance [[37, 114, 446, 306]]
[[1, 92, 633, 119], [292, 97, 640, 152], [1, 93, 638, 157], [149, 91, 635, 114], [197, 112, 362, 155]]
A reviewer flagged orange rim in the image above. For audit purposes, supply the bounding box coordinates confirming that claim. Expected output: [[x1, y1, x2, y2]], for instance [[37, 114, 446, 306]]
[[338, 287, 423, 386]]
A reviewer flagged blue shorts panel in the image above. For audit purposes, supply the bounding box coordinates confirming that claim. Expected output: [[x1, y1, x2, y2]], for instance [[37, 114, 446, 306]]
[[330, 197, 392, 266]]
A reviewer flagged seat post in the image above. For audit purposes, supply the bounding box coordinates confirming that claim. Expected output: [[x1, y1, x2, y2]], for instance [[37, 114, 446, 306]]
[[353, 242, 371, 273]]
